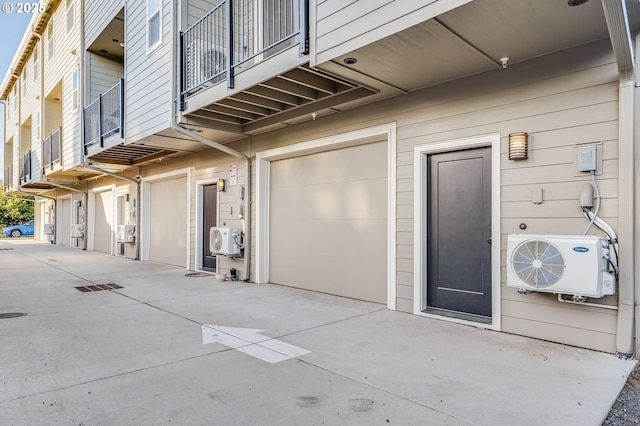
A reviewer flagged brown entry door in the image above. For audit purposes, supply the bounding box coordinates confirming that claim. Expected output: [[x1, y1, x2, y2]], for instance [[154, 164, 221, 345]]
[[426, 147, 492, 320], [203, 184, 218, 271]]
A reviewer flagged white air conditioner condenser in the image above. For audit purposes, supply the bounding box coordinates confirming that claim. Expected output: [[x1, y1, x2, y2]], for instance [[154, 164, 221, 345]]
[[210, 227, 241, 256], [506, 234, 615, 298]]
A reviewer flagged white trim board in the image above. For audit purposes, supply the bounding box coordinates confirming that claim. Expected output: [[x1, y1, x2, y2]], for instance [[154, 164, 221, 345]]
[[255, 122, 397, 310], [413, 133, 501, 331], [195, 178, 222, 273]]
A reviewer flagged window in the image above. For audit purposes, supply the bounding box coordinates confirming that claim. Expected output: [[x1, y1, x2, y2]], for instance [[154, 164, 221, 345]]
[[33, 45, 39, 81], [66, 0, 74, 34], [71, 68, 78, 111], [13, 86, 17, 111], [46, 20, 54, 60], [147, 0, 161, 50], [22, 70, 27, 94]]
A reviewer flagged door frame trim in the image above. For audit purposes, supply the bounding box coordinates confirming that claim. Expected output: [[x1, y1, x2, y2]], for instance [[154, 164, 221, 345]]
[[88, 184, 115, 254], [413, 133, 501, 331], [255, 122, 397, 309], [195, 179, 221, 272], [141, 168, 192, 268]]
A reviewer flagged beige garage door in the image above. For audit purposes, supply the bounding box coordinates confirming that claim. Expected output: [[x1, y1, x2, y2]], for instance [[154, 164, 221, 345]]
[[269, 141, 387, 303], [148, 177, 188, 267], [94, 191, 113, 254]]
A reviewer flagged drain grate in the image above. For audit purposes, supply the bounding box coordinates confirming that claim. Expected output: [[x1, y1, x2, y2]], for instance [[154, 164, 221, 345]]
[[0, 312, 26, 319], [185, 272, 210, 278], [75, 283, 123, 292], [0, 248, 14, 251]]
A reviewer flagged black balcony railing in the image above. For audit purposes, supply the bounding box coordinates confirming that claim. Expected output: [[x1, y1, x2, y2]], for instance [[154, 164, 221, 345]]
[[42, 127, 61, 170], [180, 0, 308, 99], [83, 78, 124, 153], [4, 164, 13, 191], [19, 150, 32, 184]]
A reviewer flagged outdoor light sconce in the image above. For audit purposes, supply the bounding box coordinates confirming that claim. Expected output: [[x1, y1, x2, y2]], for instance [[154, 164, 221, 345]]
[[217, 178, 226, 192], [508, 132, 529, 160]]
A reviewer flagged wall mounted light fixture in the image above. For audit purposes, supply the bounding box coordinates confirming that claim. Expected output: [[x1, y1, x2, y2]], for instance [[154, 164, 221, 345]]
[[217, 178, 226, 192], [508, 132, 529, 160]]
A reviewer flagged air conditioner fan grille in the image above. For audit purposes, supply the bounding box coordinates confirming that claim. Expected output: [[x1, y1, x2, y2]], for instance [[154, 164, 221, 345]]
[[211, 229, 223, 252], [511, 239, 565, 288]]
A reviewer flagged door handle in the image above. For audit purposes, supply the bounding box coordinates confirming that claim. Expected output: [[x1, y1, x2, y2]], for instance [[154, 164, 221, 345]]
[[487, 238, 492, 244]]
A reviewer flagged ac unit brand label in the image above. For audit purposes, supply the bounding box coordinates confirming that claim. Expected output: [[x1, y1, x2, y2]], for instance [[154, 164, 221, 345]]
[[573, 246, 589, 253]]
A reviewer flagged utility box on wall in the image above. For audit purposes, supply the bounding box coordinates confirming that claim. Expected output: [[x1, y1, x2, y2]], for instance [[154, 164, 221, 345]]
[[117, 225, 136, 243]]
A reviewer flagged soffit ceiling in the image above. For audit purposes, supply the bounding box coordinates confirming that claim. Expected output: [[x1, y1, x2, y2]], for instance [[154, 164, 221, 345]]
[[329, 0, 640, 93]]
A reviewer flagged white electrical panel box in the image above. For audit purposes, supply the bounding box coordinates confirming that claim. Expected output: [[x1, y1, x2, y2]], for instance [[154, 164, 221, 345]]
[[577, 146, 597, 172]]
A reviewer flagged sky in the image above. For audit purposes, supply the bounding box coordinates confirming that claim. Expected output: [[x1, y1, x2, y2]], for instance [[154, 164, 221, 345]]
[[0, 8, 33, 170]]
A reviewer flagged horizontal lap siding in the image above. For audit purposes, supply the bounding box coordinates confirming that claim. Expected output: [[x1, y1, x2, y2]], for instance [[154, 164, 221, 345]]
[[87, 54, 124, 102], [393, 41, 618, 351], [84, 0, 126, 48], [314, 0, 470, 65], [125, 0, 172, 144], [130, 38, 618, 352], [186, 0, 220, 27]]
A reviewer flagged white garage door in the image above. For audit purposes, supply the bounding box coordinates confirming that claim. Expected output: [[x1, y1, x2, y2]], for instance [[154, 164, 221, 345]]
[[94, 191, 113, 254], [148, 177, 188, 267], [269, 141, 387, 303]]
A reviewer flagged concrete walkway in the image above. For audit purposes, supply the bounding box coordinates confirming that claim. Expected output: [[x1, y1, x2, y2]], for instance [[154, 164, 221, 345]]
[[0, 240, 635, 425]]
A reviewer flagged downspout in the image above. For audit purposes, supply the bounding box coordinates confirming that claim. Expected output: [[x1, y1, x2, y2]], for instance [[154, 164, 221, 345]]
[[602, 0, 636, 358], [170, 0, 252, 281], [45, 179, 85, 193]]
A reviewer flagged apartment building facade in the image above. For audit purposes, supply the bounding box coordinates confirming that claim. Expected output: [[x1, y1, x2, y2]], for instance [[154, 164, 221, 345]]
[[2, 0, 640, 358]]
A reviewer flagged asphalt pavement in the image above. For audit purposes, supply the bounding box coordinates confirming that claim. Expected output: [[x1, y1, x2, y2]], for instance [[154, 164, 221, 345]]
[[0, 239, 635, 425]]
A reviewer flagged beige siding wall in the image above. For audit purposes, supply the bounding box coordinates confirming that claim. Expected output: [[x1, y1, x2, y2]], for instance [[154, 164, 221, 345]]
[[79, 38, 619, 352], [313, 0, 471, 65], [86, 53, 124, 103], [185, 0, 220, 27], [124, 0, 173, 144]]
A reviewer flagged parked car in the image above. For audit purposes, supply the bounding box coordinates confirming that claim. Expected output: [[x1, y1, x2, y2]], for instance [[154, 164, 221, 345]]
[[2, 220, 35, 237]]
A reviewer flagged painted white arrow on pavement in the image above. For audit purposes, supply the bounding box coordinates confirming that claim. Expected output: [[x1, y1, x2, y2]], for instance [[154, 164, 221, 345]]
[[201, 325, 311, 364]]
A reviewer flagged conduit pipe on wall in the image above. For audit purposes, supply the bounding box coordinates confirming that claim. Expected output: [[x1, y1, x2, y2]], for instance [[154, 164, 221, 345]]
[[171, 0, 252, 281]]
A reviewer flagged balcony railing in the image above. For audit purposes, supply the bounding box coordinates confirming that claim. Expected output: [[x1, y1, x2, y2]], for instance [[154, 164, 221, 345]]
[[83, 78, 124, 153], [181, 0, 308, 99], [4, 164, 12, 191], [42, 127, 61, 170], [19, 150, 32, 184]]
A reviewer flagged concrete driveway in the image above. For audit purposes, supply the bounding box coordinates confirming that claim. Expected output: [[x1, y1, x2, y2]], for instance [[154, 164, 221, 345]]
[[0, 240, 635, 425]]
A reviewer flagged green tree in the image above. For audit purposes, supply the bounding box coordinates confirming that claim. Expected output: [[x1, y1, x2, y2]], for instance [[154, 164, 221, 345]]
[[0, 184, 34, 228]]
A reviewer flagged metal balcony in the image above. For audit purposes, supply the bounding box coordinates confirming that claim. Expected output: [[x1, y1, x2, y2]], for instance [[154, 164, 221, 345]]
[[179, 0, 375, 136], [42, 127, 61, 171], [181, 0, 307, 96], [4, 164, 13, 192], [19, 151, 32, 184], [83, 78, 124, 154]]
